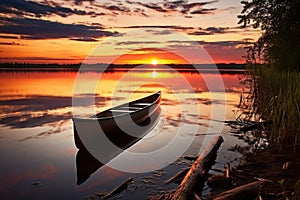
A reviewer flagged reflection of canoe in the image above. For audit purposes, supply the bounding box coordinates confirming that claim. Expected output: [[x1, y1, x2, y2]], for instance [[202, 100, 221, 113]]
[[73, 91, 161, 150], [76, 149, 103, 185], [75, 108, 161, 185]]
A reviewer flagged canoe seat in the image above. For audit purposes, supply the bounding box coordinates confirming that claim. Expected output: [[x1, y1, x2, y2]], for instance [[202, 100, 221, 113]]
[[132, 103, 152, 106], [110, 109, 135, 113], [120, 106, 142, 110]]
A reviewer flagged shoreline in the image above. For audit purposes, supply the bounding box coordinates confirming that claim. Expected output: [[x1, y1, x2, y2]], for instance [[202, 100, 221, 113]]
[[206, 146, 300, 200], [0, 64, 246, 75], [203, 119, 300, 200], [0, 63, 246, 71]]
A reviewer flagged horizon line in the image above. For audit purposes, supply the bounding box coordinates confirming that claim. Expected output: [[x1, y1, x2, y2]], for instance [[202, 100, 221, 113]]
[[0, 62, 246, 66]]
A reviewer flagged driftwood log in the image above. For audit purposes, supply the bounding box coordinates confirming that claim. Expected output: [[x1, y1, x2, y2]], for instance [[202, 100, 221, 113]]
[[165, 167, 189, 184], [214, 180, 264, 200], [171, 136, 224, 200], [103, 177, 133, 199]]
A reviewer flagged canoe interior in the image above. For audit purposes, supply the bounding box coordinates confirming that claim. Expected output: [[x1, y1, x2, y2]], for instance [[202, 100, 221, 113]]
[[91, 91, 161, 119]]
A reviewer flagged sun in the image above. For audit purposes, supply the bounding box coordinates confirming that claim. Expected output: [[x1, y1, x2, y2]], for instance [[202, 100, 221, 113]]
[[151, 59, 157, 65]]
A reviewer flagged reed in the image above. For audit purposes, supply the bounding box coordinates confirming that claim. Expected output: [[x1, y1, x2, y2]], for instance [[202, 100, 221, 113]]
[[249, 65, 300, 147]]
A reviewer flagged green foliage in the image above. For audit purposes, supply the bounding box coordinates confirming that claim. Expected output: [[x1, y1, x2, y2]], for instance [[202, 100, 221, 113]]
[[239, 0, 300, 71], [249, 65, 300, 146], [279, 178, 285, 186]]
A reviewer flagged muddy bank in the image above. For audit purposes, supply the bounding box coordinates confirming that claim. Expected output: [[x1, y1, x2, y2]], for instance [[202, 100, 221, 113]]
[[207, 146, 300, 200]]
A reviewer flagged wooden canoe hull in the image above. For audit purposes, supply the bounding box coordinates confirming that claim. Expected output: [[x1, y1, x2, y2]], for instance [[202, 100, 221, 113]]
[[75, 107, 161, 185], [73, 91, 161, 150]]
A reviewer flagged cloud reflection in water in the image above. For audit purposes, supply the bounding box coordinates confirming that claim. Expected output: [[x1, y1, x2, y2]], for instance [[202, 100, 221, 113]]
[[0, 95, 124, 141]]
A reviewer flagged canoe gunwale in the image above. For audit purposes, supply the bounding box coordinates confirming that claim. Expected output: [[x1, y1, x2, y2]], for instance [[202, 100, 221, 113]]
[[73, 91, 161, 121]]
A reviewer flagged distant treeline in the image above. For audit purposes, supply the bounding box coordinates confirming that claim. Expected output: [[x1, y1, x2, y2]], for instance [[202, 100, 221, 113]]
[[0, 63, 81, 71], [0, 63, 245, 71]]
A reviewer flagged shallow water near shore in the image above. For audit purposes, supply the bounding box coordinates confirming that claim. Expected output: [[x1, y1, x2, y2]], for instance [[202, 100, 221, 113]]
[[0, 68, 248, 199]]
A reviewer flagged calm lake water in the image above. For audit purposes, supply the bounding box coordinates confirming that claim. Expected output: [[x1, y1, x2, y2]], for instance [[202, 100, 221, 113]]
[[0, 68, 248, 199]]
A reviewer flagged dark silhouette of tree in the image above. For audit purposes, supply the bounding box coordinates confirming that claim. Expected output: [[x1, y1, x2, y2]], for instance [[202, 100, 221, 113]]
[[238, 0, 300, 71]]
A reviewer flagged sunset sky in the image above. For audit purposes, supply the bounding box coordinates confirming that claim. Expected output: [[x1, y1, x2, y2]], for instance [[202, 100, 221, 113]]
[[0, 0, 260, 64]]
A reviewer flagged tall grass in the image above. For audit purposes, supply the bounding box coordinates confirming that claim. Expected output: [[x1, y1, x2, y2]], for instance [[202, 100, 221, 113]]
[[249, 65, 300, 147]]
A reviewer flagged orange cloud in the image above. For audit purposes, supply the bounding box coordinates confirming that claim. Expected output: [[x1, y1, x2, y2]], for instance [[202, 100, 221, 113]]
[[113, 48, 189, 64]]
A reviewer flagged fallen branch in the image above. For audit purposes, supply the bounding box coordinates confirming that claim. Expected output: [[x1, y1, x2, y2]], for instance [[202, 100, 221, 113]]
[[225, 163, 230, 178], [171, 136, 224, 200], [183, 155, 198, 161], [240, 121, 272, 132], [103, 177, 133, 199], [240, 123, 262, 132], [214, 180, 264, 200], [194, 193, 201, 200], [165, 167, 189, 184]]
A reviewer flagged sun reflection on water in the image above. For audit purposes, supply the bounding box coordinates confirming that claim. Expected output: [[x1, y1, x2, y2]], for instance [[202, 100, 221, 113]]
[[152, 69, 158, 78]]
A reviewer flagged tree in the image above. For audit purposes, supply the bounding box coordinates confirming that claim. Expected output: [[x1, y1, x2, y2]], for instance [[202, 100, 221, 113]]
[[238, 0, 300, 71]]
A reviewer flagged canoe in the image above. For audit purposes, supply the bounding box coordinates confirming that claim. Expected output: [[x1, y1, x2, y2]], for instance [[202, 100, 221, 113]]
[[73, 91, 161, 151], [75, 108, 161, 185]]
